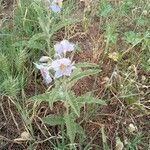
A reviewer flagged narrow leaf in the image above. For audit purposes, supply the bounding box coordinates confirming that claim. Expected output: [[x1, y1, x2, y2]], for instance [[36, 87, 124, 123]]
[[28, 33, 46, 43], [64, 113, 76, 143], [42, 115, 65, 126], [75, 62, 99, 68], [69, 69, 101, 85], [29, 88, 61, 109], [29, 92, 51, 102], [51, 19, 77, 36], [77, 94, 106, 106], [66, 92, 80, 117]]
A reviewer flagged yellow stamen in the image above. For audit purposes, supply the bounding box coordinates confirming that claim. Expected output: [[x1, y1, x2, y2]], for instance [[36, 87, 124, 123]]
[[60, 64, 65, 72]]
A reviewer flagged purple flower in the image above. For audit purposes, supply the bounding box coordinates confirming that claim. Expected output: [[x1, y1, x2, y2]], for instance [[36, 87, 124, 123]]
[[50, 0, 63, 13], [34, 63, 52, 84], [51, 58, 74, 78], [54, 39, 75, 55]]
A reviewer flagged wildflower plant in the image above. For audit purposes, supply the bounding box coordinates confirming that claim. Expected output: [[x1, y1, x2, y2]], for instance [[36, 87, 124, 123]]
[[33, 39, 105, 144]]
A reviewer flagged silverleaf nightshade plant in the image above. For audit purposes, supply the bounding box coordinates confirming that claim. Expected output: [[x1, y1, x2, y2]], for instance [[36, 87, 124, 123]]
[[33, 39, 104, 144]]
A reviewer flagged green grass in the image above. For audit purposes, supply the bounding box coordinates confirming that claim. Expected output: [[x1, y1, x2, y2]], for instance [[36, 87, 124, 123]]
[[0, 0, 149, 149]]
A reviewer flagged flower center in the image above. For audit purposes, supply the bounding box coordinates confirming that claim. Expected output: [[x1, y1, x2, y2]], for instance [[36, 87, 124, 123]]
[[60, 64, 65, 72]]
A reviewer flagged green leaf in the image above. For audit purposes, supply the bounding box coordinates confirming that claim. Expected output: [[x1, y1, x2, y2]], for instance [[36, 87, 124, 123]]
[[75, 62, 99, 68], [69, 69, 101, 85], [66, 92, 80, 117], [124, 31, 141, 45], [77, 94, 106, 106], [0, 53, 9, 74], [42, 115, 65, 126], [121, 1, 134, 13], [12, 41, 28, 48], [75, 124, 86, 139], [28, 40, 44, 50], [104, 23, 118, 45], [64, 113, 77, 143], [97, 3, 113, 17], [28, 92, 50, 102], [50, 19, 77, 37], [0, 76, 19, 98], [28, 33, 46, 43], [15, 49, 27, 72], [13, 40, 44, 50], [29, 87, 62, 109], [38, 17, 49, 34]]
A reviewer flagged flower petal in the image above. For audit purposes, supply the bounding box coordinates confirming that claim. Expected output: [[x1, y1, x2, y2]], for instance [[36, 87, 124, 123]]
[[54, 40, 75, 55], [61, 40, 75, 52], [54, 43, 63, 54], [60, 58, 71, 65], [34, 63, 52, 84], [51, 59, 61, 70], [54, 70, 63, 78], [63, 66, 72, 76], [50, 3, 61, 13], [40, 68, 52, 84]]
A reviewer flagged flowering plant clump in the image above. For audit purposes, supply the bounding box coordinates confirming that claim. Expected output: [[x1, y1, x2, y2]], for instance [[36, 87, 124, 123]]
[[35, 39, 75, 83], [34, 39, 103, 144]]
